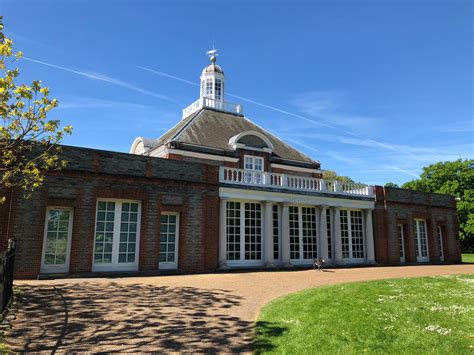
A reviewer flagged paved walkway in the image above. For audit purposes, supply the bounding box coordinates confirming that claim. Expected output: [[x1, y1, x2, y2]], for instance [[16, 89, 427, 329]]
[[6, 264, 473, 352]]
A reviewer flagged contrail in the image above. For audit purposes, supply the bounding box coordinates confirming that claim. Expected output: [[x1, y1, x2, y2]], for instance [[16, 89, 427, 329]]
[[390, 166, 420, 178], [23, 57, 179, 104], [136, 65, 419, 156]]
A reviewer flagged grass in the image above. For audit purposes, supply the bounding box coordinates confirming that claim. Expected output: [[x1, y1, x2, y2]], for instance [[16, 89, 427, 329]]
[[255, 275, 474, 354], [462, 253, 474, 263]]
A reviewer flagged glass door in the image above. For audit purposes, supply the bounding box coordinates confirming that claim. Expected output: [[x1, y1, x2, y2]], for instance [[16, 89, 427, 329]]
[[414, 219, 429, 262], [289, 206, 317, 265], [93, 200, 141, 271], [159, 213, 179, 269], [41, 207, 74, 273]]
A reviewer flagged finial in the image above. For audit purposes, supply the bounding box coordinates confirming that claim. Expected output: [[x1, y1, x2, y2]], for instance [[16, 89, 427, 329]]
[[206, 48, 218, 64]]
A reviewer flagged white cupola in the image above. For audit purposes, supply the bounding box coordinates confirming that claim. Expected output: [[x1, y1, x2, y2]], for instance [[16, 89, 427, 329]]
[[200, 49, 225, 101], [182, 49, 243, 119]]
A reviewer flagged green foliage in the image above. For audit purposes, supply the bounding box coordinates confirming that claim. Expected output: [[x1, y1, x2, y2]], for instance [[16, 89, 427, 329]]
[[401, 159, 474, 251], [0, 17, 72, 204], [461, 253, 474, 263], [385, 182, 399, 188], [322, 170, 355, 183], [255, 275, 474, 354]]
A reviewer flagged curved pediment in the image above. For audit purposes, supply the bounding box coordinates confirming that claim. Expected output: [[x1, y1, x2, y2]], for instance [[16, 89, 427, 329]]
[[229, 131, 274, 152]]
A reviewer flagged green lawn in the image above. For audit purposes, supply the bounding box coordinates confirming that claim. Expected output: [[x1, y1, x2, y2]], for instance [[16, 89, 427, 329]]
[[462, 253, 474, 263], [255, 275, 474, 354]]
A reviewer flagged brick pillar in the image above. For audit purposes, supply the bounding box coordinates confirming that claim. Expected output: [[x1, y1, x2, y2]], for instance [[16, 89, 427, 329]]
[[218, 199, 227, 268], [428, 218, 440, 263], [405, 218, 417, 263]]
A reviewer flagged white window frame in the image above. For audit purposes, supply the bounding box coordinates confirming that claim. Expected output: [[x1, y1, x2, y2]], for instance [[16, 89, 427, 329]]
[[289, 205, 318, 266], [92, 198, 141, 272], [205, 79, 213, 98], [225, 200, 264, 267], [159, 212, 180, 270], [414, 218, 429, 262], [215, 78, 222, 100], [398, 224, 405, 263], [339, 209, 365, 263], [437, 226, 444, 262], [41, 206, 74, 274], [244, 155, 264, 184]]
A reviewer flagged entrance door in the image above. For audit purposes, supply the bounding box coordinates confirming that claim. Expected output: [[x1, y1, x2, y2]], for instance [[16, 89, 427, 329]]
[[289, 206, 317, 265], [41, 207, 74, 273], [92, 200, 141, 272], [159, 213, 179, 269], [414, 219, 429, 262]]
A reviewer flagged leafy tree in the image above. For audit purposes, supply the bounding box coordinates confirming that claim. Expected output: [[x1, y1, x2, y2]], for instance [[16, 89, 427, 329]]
[[385, 182, 399, 188], [0, 18, 72, 204], [401, 159, 474, 251], [322, 170, 355, 183]]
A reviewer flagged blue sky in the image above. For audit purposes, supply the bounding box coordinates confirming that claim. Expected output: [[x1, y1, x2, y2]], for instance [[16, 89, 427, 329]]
[[2, 0, 472, 186]]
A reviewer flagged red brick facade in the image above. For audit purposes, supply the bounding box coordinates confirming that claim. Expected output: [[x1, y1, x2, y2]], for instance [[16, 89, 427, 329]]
[[0, 147, 462, 279], [373, 186, 461, 265], [0, 146, 220, 279]]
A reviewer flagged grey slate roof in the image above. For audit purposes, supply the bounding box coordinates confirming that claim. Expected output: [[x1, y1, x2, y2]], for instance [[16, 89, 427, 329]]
[[149, 108, 319, 167]]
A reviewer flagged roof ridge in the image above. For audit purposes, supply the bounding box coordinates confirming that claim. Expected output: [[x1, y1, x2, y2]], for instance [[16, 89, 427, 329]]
[[167, 109, 205, 144]]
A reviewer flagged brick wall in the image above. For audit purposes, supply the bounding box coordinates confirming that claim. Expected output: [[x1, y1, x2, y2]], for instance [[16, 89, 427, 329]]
[[1, 145, 219, 279], [373, 186, 461, 265]]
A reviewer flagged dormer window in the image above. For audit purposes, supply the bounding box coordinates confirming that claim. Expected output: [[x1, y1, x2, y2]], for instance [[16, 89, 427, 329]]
[[244, 155, 264, 184]]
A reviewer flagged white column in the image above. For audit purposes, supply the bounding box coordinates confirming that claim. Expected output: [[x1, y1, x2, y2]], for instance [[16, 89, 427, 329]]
[[365, 209, 376, 264], [264, 201, 274, 266], [281, 203, 291, 266], [333, 207, 343, 264], [319, 206, 328, 260], [218, 199, 228, 268]]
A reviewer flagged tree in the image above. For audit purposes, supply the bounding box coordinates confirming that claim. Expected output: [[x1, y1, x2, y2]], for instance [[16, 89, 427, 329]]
[[385, 182, 399, 188], [0, 18, 72, 204], [401, 159, 474, 251], [322, 170, 355, 183]]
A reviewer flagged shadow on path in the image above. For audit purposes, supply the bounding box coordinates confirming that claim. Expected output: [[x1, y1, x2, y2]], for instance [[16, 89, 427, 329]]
[[7, 282, 259, 352]]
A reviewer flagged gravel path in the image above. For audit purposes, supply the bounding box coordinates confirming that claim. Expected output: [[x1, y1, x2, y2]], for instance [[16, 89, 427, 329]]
[[6, 264, 473, 353]]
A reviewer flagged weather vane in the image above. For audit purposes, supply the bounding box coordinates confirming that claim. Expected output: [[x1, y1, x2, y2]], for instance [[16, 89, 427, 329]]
[[206, 48, 218, 63]]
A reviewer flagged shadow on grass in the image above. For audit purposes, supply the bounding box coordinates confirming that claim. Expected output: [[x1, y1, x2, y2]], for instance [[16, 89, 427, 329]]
[[7, 282, 254, 353], [253, 321, 288, 354]]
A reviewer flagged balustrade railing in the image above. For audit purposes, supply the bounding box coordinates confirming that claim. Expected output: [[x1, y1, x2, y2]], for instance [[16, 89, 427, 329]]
[[219, 167, 374, 197], [182, 97, 244, 118]]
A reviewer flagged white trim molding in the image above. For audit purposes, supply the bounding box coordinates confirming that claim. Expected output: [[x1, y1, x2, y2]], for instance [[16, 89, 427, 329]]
[[229, 130, 274, 152], [152, 148, 239, 163], [270, 163, 321, 174], [219, 187, 375, 210]]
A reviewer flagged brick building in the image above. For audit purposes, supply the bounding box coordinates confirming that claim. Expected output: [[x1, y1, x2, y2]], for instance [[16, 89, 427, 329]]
[[1, 50, 461, 278]]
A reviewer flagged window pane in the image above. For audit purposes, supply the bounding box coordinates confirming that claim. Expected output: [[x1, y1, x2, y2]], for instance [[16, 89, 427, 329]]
[[159, 213, 178, 266]]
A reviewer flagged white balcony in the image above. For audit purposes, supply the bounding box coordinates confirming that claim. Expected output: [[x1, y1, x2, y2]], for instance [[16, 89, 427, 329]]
[[182, 97, 244, 118], [219, 167, 375, 197]]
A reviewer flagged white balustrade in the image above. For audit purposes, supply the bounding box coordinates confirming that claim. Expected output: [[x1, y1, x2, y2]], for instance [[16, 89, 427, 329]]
[[219, 167, 375, 197], [182, 97, 244, 118]]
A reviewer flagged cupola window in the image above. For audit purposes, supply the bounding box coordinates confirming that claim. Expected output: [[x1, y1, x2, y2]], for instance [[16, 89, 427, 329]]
[[205, 79, 213, 97], [215, 79, 222, 100]]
